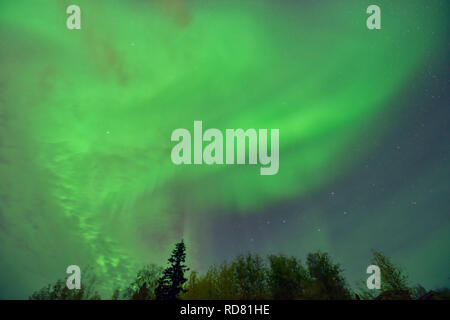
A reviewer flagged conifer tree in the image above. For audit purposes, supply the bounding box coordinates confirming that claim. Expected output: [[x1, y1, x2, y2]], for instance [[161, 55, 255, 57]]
[[155, 240, 189, 300]]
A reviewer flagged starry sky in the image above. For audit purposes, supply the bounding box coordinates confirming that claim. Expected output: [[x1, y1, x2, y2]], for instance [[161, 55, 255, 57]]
[[0, 0, 449, 298]]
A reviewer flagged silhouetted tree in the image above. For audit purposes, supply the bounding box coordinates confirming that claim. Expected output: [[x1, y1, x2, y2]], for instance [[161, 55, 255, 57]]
[[155, 240, 189, 300], [29, 266, 101, 300], [182, 262, 241, 300], [305, 251, 351, 299], [128, 264, 163, 300], [355, 251, 412, 300], [370, 250, 411, 299], [233, 253, 269, 299], [267, 254, 308, 299]]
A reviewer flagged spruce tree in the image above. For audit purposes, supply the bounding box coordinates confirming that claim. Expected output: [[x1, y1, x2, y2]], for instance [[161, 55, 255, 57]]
[[155, 240, 189, 300]]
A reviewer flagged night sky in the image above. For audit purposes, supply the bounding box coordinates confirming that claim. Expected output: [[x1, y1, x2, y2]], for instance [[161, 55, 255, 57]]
[[0, 0, 449, 298]]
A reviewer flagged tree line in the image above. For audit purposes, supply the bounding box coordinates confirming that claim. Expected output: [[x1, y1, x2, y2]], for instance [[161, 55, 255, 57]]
[[30, 240, 449, 300]]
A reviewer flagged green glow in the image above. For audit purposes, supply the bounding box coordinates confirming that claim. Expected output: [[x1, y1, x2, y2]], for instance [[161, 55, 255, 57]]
[[0, 0, 446, 297]]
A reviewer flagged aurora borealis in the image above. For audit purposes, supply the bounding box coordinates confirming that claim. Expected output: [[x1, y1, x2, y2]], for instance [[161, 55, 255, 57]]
[[0, 0, 449, 298]]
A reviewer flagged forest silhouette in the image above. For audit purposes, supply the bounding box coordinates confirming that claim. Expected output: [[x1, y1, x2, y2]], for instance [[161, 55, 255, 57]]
[[29, 240, 449, 300]]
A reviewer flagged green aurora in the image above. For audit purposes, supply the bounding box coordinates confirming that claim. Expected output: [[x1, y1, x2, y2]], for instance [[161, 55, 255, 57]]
[[0, 0, 449, 298]]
